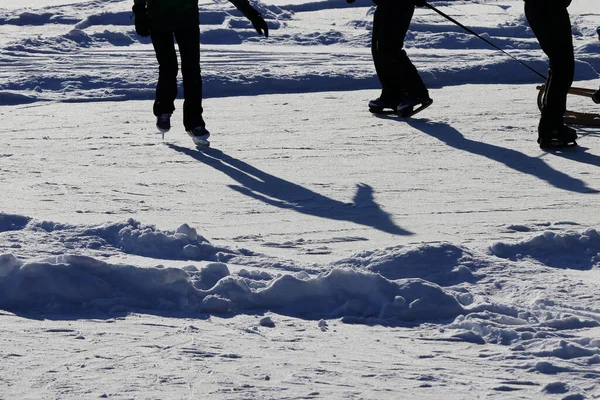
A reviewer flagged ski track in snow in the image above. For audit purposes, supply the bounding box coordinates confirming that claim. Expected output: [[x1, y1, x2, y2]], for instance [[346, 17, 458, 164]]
[[1, 0, 600, 398]]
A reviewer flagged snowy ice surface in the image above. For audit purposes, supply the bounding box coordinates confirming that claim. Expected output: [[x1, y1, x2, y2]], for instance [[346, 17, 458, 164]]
[[1, 0, 600, 398]]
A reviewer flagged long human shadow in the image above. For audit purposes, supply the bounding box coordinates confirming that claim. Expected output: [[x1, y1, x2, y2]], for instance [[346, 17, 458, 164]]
[[167, 144, 413, 236], [407, 119, 599, 194]]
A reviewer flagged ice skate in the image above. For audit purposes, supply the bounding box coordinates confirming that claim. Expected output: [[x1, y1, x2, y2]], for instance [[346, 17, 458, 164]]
[[396, 97, 433, 118], [156, 114, 171, 138], [538, 124, 578, 150], [187, 125, 211, 148], [368, 98, 400, 114]]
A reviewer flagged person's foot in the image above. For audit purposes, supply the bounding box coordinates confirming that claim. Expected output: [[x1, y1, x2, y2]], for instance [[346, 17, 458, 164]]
[[396, 97, 433, 118], [368, 97, 401, 113], [187, 125, 211, 147], [537, 123, 577, 149], [156, 114, 171, 133]]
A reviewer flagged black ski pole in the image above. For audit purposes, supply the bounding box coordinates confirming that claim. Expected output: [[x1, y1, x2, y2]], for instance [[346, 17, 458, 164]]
[[423, 2, 547, 81]]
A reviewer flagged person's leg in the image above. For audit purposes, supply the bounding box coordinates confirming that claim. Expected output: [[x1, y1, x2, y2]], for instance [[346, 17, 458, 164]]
[[525, 0, 574, 132], [174, 26, 204, 131], [150, 30, 178, 117], [372, 2, 428, 104], [371, 3, 408, 105]]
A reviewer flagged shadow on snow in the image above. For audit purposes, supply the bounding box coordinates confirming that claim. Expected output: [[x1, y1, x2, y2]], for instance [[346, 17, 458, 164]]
[[167, 144, 413, 236], [407, 119, 600, 194]]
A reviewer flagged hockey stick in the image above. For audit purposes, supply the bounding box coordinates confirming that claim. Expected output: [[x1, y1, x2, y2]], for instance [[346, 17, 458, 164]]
[[422, 2, 547, 81]]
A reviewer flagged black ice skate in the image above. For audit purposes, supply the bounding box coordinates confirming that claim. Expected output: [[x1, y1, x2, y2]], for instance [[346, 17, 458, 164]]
[[187, 125, 211, 148], [156, 114, 171, 137], [368, 98, 401, 114], [397, 97, 433, 118], [538, 124, 578, 150]]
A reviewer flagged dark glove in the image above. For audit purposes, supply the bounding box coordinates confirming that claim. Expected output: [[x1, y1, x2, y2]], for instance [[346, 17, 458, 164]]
[[414, 0, 426, 7], [132, 4, 150, 37], [247, 9, 269, 38]]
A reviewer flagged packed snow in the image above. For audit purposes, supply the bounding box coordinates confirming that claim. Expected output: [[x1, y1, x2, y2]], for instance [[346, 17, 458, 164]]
[[1, 0, 599, 398]]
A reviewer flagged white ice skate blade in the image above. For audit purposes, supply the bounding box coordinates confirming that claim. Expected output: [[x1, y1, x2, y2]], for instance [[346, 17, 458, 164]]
[[157, 128, 169, 140]]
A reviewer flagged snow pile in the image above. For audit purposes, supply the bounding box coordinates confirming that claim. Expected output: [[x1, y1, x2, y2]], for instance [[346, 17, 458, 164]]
[[490, 228, 600, 270], [0, 253, 465, 322], [2, 217, 600, 383], [3, 215, 600, 350], [15, 216, 238, 261], [331, 242, 481, 285], [449, 310, 599, 346], [0, 213, 31, 232]]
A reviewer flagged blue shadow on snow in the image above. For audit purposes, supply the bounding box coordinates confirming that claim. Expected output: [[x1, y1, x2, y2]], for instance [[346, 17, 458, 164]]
[[167, 145, 413, 236], [407, 119, 599, 194]]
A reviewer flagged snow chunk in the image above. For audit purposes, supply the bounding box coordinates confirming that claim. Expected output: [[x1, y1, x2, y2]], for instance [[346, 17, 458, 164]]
[[529, 340, 599, 360], [0, 254, 22, 278], [24, 218, 237, 262], [0, 92, 37, 106], [254, 269, 464, 321], [200, 295, 231, 313], [451, 330, 485, 344], [587, 354, 600, 365], [193, 263, 231, 290], [533, 361, 572, 374], [490, 228, 600, 269], [259, 316, 275, 328], [331, 242, 479, 285], [542, 381, 569, 394], [0, 213, 31, 232]]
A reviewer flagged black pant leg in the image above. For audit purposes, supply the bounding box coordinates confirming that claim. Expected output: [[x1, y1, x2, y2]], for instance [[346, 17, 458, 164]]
[[525, 0, 574, 128], [174, 26, 204, 131], [150, 30, 178, 117], [371, 3, 428, 102]]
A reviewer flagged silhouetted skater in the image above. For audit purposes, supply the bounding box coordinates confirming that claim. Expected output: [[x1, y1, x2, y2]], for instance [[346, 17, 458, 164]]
[[524, 0, 578, 149], [132, 0, 268, 147], [347, 0, 432, 117]]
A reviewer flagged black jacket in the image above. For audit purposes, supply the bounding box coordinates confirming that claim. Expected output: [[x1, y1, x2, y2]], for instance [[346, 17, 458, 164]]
[[134, 0, 259, 31]]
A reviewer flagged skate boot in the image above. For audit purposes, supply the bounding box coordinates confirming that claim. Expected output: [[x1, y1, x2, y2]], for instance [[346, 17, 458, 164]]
[[156, 114, 171, 133], [537, 123, 578, 150], [397, 96, 433, 118], [368, 97, 401, 114], [187, 125, 211, 148]]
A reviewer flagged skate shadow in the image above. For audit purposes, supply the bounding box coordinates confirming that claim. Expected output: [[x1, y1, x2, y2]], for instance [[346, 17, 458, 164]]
[[408, 119, 599, 194], [545, 131, 600, 168], [167, 144, 413, 236]]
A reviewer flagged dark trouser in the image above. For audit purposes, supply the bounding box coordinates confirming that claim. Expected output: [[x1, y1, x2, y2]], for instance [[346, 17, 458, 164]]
[[150, 25, 204, 131], [371, 2, 428, 103], [525, 0, 574, 131]]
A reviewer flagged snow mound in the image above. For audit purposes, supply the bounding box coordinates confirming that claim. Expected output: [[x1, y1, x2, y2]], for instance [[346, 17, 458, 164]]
[[331, 242, 481, 285], [0, 213, 31, 232], [450, 311, 600, 347], [33, 218, 238, 261], [0, 253, 465, 322], [0, 91, 37, 105], [1, 213, 240, 262], [490, 228, 600, 270]]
